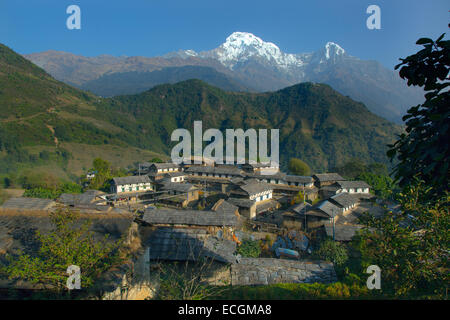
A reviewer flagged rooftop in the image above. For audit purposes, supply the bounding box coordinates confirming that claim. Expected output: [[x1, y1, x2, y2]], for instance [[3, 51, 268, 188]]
[[336, 180, 371, 189], [329, 192, 359, 208], [112, 175, 151, 185], [313, 173, 345, 182], [142, 208, 237, 227], [144, 227, 236, 263], [0, 197, 55, 211]]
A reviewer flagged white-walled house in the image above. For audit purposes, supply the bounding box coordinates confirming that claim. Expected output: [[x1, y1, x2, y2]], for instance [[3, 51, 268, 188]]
[[111, 176, 154, 194], [336, 181, 370, 194], [148, 163, 181, 175], [232, 181, 274, 203]]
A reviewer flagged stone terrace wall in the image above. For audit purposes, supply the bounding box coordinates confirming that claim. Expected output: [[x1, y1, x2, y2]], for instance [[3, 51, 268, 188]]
[[231, 258, 337, 286]]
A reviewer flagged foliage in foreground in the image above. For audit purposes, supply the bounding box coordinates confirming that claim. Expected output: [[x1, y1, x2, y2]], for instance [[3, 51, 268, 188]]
[[358, 179, 449, 297], [0, 209, 125, 291], [388, 33, 449, 200]]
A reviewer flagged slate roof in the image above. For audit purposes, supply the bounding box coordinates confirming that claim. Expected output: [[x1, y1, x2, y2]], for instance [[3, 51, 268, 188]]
[[329, 192, 359, 208], [313, 173, 345, 182], [239, 181, 273, 197], [0, 197, 55, 211], [142, 208, 237, 226], [291, 202, 312, 214], [152, 163, 180, 170], [226, 198, 256, 208], [145, 227, 236, 263], [58, 190, 105, 206], [211, 199, 239, 215], [317, 201, 341, 217], [163, 172, 186, 178], [185, 166, 243, 176], [324, 223, 363, 241], [161, 182, 197, 193], [285, 175, 314, 184], [112, 175, 151, 185], [336, 181, 371, 189]]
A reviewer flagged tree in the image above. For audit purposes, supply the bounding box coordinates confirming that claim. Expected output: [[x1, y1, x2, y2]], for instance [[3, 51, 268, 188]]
[[150, 157, 163, 163], [288, 158, 311, 176], [1, 209, 125, 292], [388, 33, 449, 199], [359, 179, 449, 297]]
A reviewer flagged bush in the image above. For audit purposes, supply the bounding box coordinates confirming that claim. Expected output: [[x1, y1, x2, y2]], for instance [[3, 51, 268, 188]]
[[314, 239, 349, 267], [236, 239, 261, 258]]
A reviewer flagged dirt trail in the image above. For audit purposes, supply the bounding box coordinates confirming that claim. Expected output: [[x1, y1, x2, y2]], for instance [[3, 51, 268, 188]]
[[45, 124, 59, 147]]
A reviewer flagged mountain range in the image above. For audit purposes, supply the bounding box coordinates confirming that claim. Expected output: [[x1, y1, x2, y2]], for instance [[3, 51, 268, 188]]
[[1, 42, 401, 179], [25, 32, 424, 123]]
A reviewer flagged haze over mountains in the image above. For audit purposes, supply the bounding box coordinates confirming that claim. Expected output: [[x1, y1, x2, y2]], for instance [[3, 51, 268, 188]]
[[25, 32, 424, 123], [0, 42, 401, 177]]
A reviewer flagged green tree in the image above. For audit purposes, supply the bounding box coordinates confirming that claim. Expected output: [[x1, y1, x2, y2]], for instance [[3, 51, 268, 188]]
[[359, 179, 449, 297], [150, 157, 163, 163], [1, 209, 125, 291], [288, 158, 311, 176], [388, 33, 449, 199]]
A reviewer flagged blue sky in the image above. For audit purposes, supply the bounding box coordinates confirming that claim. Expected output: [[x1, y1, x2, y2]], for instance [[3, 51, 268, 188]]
[[0, 0, 448, 69]]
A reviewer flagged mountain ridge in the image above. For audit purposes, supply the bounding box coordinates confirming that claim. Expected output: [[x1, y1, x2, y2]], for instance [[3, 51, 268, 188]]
[[24, 31, 424, 123]]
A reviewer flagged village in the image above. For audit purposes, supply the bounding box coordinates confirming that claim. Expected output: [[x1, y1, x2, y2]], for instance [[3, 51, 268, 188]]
[[0, 157, 387, 298]]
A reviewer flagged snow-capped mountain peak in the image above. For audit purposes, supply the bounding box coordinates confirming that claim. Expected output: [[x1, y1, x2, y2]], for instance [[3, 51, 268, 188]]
[[324, 42, 345, 59], [201, 31, 304, 70]]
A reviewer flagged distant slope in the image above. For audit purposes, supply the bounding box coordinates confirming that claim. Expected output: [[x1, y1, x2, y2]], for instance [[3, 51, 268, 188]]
[[2, 43, 401, 176], [100, 79, 402, 170], [80, 66, 253, 97]]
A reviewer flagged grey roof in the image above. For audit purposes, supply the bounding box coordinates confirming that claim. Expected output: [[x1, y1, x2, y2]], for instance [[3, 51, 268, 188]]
[[211, 199, 239, 215], [0, 197, 55, 211], [329, 192, 359, 208], [58, 190, 105, 206], [324, 223, 363, 241], [291, 202, 312, 214], [256, 200, 279, 214], [142, 208, 237, 226], [244, 172, 313, 184], [313, 173, 345, 182], [145, 227, 236, 263], [285, 175, 314, 184], [112, 175, 151, 185], [227, 198, 256, 208], [163, 172, 186, 178], [185, 166, 243, 176], [317, 201, 341, 217], [151, 162, 180, 170], [161, 182, 197, 193], [336, 180, 371, 189], [239, 181, 273, 197]]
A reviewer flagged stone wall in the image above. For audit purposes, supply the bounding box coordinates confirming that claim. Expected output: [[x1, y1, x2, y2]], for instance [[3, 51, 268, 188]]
[[231, 258, 337, 286]]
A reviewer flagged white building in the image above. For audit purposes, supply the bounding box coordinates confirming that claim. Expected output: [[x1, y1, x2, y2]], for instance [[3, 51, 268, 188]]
[[111, 175, 154, 194]]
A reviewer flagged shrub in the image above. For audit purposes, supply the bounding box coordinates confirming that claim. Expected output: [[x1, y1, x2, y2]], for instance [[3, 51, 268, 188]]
[[236, 239, 261, 258], [314, 239, 349, 267]]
